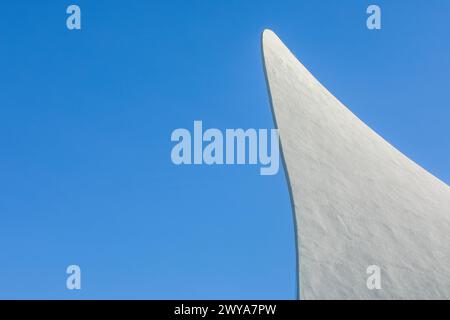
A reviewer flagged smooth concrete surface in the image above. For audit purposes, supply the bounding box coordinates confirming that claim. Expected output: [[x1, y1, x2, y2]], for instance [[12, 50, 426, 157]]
[[262, 29, 450, 299]]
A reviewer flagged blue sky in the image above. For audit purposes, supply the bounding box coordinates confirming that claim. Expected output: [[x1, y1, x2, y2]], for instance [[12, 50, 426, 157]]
[[0, 1, 448, 299]]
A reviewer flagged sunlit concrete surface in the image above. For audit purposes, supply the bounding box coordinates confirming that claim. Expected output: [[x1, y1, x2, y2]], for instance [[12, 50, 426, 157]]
[[262, 29, 450, 299]]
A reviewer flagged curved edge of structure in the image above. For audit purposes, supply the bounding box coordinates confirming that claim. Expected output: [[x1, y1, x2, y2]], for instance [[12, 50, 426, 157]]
[[261, 29, 300, 300]]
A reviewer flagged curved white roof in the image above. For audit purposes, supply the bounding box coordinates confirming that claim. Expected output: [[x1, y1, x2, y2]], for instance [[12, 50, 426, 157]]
[[262, 29, 450, 299]]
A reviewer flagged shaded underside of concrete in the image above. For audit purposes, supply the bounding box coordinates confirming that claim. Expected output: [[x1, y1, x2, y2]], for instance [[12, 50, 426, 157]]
[[262, 29, 450, 299]]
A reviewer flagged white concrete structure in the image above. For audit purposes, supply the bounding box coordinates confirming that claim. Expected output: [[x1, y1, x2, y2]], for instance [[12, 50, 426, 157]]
[[262, 29, 450, 299]]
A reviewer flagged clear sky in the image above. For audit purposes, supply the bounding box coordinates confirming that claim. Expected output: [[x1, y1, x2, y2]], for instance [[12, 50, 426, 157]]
[[0, 1, 448, 299]]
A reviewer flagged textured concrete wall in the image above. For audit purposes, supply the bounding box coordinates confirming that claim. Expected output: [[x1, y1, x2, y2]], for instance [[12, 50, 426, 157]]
[[262, 29, 450, 299]]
